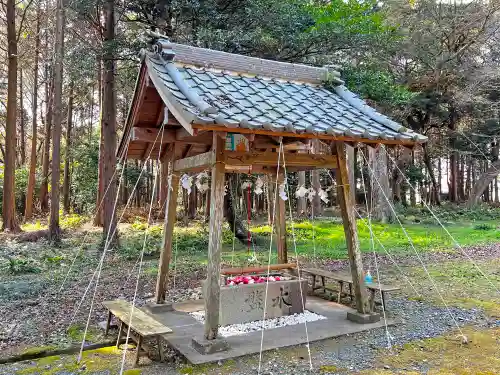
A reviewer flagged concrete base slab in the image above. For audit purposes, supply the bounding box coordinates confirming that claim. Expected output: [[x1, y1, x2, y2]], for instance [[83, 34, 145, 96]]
[[147, 296, 399, 364], [346, 311, 381, 324], [143, 302, 174, 314], [192, 336, 229, 355]]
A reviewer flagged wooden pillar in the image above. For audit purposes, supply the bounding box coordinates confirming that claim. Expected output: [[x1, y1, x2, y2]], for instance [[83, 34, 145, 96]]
[[159, 160, 168, 209], [155, 150, 179, 304], [333, 142, 370, 314], [346, 144, 356, 203], [204, 133, 226, 340], [275, 170, 287, 264]]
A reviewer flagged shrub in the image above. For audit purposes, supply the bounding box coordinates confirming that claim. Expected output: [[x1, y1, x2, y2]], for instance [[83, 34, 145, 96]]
[[60, 213, 87, 229], [7, 257, 41, 274], [473, 223, 495, 231]]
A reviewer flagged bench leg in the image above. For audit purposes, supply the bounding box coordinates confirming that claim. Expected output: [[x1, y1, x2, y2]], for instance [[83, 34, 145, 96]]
[[381, 292, 387, 311], [348, 284, 353, 302], [337, 281, 343, 303], [134, 335, 143, 366], [105, 311, 112, 336], [321, 276, 326, 293], [369, 289, 376, 312], [157, 336, 163, 361], [116, 322, 123, 348], [311, 275, 316, 293]]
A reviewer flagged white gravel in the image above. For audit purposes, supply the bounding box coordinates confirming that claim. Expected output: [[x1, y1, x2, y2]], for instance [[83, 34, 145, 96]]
[[190, 310, 327, 337]]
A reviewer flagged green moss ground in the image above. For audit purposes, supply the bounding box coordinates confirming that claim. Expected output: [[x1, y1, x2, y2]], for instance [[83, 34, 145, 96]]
[[363, 327, 500, 375]]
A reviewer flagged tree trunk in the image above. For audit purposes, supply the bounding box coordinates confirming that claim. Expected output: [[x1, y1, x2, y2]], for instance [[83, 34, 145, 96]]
[[311, 139, 322, 216], [101, 0, 118, 248], [49, 0, 65, 241], [297, 171, 306, 216], [409, 151, 416, 206], [63, 81, 74, 214], [482, 161, 490, 202], [438, 156, 442, 197], [40, 67, 53, 212], [188, 184, 197, 219], [458, 154, 465, 201], [465, 155, 472, 199], [493, 139, 499, 203], [121, 161, 128, 205], [495, 177, 499, 203], [19, 69, 26, 165], [204, 187, 211, 222], [422, 143, 440, 205], [93, 60, 104, 226], [449, 151, 458, 202], [2, 0, 20, 232], [135, 160, 141, 207], [224, 175, 254, 245], [266, 175, 273, 225], [25, 2, 40, 221], [369, 147, 394, 223], [467, 159, 500, 207]]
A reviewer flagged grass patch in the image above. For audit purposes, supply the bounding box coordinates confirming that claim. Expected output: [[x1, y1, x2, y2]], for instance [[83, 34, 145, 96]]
[[21, 220, 47, 231], [13, 346, 126, 375], [121, 216, 499, 268], [123, 370, 142, 375], [253, 219, 500, 259], [21, 345, 57, 356], [179, 360, 237, 375], [370, 327, 500, 375], [66, 324, 102, 343], [60, 213, 88, 229], [401, 259, 500, 317]]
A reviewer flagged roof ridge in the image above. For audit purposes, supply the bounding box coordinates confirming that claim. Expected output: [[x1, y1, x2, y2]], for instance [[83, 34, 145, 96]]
[[150, 34, 343, 85]]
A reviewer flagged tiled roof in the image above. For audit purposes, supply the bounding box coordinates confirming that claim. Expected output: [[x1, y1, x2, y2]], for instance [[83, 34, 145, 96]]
[[143, 41, 427, 143]]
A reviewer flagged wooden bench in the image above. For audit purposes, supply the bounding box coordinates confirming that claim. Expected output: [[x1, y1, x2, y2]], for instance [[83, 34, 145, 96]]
[[102, 300, 172, 365], [301, 268, 400, 311]]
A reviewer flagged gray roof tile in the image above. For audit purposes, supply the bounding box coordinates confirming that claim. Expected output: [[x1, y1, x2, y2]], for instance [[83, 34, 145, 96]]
[[144, 52, 427, 143]]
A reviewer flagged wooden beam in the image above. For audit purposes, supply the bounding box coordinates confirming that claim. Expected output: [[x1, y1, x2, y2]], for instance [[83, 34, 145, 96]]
[[131, 127, 213, 146], [224, 151, 338, 169], [173, 151, 215, 172], [204, 132, 226, 340], [346, 144, 356, 203], [155, 150, 179, 304], [275, 170, 287, 264], [155, 104, 165, 126], [159, 159, 168, 208], [142, 142, 154, 160], [333, 141, 370, 314], [131, 127, 176, 143], [191, 124, 421, 146], [182, 144, 194, 158]]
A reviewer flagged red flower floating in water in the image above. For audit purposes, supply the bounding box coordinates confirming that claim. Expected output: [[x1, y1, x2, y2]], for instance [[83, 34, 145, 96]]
[[226, 275, 281, 286]]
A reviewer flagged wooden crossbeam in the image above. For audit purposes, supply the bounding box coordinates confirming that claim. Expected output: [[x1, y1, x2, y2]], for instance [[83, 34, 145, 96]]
[[172, 149, 338, 172], [191, 124, 420, 146], [224, 151, 338, 169], [173, 151, 215, 172], [131, 127, 176, 143], [142, 142, 154, 159], [131, 127, 212, 146]]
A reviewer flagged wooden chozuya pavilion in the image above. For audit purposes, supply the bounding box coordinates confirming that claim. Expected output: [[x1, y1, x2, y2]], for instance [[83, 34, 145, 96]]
[[117, 33, 427, 348]]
